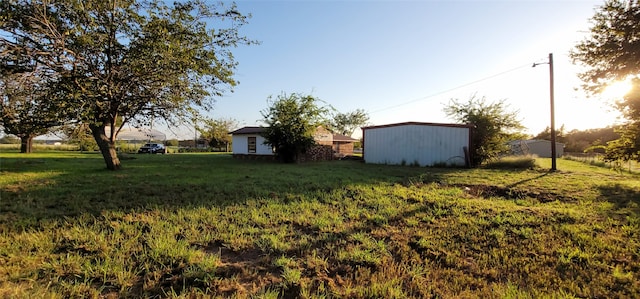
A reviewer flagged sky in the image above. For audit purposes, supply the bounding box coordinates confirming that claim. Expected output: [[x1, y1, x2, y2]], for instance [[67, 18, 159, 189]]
[[164, 0, 624, 139]]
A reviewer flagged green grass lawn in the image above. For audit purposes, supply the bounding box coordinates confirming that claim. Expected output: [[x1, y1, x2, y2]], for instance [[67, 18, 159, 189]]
[[0, 152, 638, 298]]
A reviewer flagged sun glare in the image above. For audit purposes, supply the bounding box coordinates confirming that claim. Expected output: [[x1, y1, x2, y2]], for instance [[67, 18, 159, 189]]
[[602, 79, 633, 99]]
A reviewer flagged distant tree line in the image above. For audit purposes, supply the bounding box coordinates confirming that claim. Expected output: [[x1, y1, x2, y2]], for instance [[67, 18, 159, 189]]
[[532, 125, 620, 153]]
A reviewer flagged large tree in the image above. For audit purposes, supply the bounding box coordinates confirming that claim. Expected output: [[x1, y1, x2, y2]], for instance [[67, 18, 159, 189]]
[[0, 71, 65, 153], [570, 0, 640, 162], [570, 0, 640, 94], [444, 95, 524, 167], [0, 0, 254, 169], [261, 93, 328, 163], [330, 109, 370, 136]]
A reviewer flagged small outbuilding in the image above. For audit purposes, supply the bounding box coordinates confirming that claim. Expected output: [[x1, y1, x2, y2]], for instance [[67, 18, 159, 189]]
[[229, 127, 274, 156], [362, 122, 473, 167], [508, 139, 564, 158]]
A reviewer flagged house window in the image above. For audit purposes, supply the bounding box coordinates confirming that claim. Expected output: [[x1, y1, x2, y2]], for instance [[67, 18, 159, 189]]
[[248, 137, 256, 153]]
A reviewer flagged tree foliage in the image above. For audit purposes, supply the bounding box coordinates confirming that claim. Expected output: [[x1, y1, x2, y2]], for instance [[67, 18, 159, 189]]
[[261, 93, 328, 163], [444, 95, 524, 167], [604, 123, 640, 162], [616, 78, 640, 122], [330, 109, 369, 136], [571, 1, 640, 162], [0, 71, 65, 153], [0, 0, 255, 169], [534, 126, 620, 153], [570, 0, 640, 94], [197, 117, 238, 151], [533, 124, 566, 143], [61, 123, 98, 152], [604, 79, 640, 161]]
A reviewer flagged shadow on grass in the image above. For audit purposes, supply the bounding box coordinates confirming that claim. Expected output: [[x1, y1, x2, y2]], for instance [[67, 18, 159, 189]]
[[597, 183, 640, 219], [199, 203, 438, 297], [505, 172, 549, 188], [4, 153, 640, 297], [0, 153, 447, 230], [0, 152, 106, 173]]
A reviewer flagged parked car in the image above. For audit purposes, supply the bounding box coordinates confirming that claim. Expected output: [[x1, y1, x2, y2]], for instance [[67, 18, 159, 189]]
[[137, 143, 166, 154]]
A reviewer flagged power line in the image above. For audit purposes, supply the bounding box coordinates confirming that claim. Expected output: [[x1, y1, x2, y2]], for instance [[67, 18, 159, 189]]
[[369, 63, 533, 114]]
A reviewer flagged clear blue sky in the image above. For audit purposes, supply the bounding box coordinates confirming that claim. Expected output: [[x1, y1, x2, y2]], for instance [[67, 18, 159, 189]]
[[169, 0, 621, 139]]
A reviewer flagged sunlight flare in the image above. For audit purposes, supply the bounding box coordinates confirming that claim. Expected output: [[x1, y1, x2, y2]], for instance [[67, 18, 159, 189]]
[[602, 79, 633, 99]]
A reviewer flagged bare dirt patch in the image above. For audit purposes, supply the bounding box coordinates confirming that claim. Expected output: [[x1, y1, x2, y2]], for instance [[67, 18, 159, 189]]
[[455, 184, 577, 203], [203, 241, 281, 295]]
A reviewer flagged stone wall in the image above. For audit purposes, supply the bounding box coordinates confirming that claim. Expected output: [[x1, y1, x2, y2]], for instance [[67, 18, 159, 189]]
[[232, 145, 333, 162], [299, 145, 333, 162]]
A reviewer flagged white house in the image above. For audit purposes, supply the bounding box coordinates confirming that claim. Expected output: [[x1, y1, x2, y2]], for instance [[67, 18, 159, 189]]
[[229, 126, 359, 159], [509, 139, 564, 158], [229, 127, 274, 156], [362, 122, 472, 167]]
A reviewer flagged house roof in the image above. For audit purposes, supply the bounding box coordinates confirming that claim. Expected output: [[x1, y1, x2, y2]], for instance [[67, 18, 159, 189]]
[[229, 126, 266, 135], [361, 121, 474, 131], [332, 133, 358, 142]]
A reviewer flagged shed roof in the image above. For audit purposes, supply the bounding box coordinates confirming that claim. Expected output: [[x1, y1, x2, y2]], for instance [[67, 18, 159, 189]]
[[362, 121, 474, 131], [332, 133, 358, 142], [229, 126, 266, 135]]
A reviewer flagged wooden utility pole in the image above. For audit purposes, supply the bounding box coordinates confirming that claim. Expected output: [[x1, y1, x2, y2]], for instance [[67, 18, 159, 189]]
[[549, 53, 557, 171], [533, 53, 557, 171]]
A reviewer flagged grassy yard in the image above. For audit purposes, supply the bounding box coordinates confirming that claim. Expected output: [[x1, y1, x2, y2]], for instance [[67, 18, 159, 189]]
[[0, 152, 638, 298]]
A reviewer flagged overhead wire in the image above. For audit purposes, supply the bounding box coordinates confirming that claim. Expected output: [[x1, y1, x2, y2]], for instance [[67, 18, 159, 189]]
[[369, 62, 535, 114]]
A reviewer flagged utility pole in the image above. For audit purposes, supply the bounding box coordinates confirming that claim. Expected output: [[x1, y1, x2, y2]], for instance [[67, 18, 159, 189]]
[[548, 53, 557, 171], [533, 53, 557, 171]]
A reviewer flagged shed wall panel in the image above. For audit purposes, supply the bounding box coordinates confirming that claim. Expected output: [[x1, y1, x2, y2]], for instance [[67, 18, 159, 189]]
[[231, 135, 274, 155], [364, 125, 469, 166], [527, 140, 564, 158]]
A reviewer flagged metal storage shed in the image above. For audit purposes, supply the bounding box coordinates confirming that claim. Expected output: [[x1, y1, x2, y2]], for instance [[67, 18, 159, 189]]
[[508, 139, 564, 158], [362, 122, 472, 167]]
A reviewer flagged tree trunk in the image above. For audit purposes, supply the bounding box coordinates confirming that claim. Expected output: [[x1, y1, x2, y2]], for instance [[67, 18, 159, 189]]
[[89, 124, 121, 170], [20, 135, 33, 153]]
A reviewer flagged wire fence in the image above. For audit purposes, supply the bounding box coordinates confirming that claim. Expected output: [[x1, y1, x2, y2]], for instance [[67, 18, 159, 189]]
[[563, 152, 640, 173]]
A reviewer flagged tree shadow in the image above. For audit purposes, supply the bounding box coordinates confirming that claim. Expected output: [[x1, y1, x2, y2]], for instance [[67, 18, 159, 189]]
[[597, 183, 640, 218], [505, 172, 549, 188], [1, 153, 453, 296], [0, 154, 447, 231]]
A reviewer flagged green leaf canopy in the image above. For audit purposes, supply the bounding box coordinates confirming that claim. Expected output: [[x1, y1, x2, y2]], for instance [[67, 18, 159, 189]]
[[0, 0, 255, 169]]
